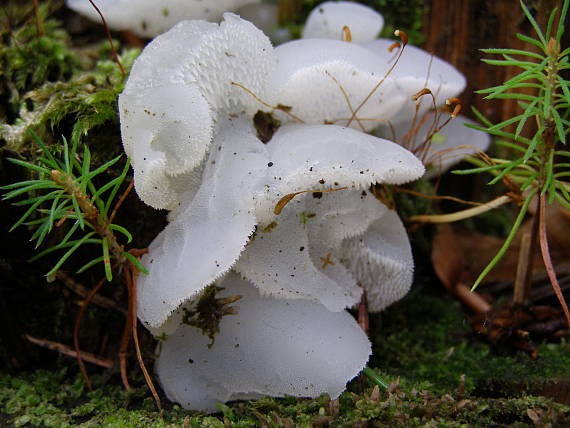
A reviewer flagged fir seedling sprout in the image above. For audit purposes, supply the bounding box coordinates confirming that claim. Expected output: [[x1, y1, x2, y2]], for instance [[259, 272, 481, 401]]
[[410, 0, 570, 326], [1, 131, 142, 280], [0, 131, 162, 410]]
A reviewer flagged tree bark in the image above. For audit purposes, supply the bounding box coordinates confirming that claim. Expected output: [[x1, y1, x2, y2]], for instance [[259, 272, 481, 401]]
[[423, 0, 564, 127]]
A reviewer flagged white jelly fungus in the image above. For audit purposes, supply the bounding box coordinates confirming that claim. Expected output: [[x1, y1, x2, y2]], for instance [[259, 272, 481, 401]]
[[377, 111, 491, 178], [116, 5, 489, 412], [66, 0, 260, 37], [302, 1, 384, 43], [156, 272, 371, 413], [119, 15, 275, 209]]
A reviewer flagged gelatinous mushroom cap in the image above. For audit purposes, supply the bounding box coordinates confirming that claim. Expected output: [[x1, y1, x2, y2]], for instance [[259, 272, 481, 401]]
[[120, 14, 276, 209], [302, 1, 384, 43], [156, 272, 371, 412], [340, 210, 414, 311], [234, 123, 422, 311], [269, 39, 406, 130], [364, 39, 466, 124], [137, 120, 268, 329], [254, 123, 425, 224], [66, 0, 260, 37]]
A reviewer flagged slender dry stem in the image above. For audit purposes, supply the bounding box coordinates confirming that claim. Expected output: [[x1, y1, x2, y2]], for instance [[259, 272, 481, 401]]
[[25, 334, 113, 369], [87, 0, 125, 77], [538, 195, 570, 328], [409, 194, 512, 224], [73, 276, 107, 390]]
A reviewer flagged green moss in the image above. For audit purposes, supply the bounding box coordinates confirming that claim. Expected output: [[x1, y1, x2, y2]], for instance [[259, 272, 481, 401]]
[[0, 46, 139, 153], [0, 4, 79, 117], [182, 284, 242, 348], [0, 288, 568, 427], [371, 290, 570, 397], [0, 2, 140, 154], [1, 364, 569, 427]]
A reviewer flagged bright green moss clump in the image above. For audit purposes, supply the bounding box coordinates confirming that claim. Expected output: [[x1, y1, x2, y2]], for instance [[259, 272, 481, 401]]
[[371, 289, 570, 397], [1, 364, 569, 427], [1, 292, 569, 427]]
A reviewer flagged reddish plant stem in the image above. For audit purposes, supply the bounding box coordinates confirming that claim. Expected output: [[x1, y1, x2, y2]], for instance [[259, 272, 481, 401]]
[[73, 276, 107, 390], [357, 289, 369, 336], [109, 180, 133, 224], [538, 194, 570, 328], [118, 299, 133, 390], [127, 263, 162, 413], [87, 0, 125, 77], [25, 334, 113, 368]]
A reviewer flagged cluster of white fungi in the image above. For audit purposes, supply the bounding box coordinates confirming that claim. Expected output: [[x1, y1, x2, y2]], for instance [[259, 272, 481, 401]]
[[67, 0, 489, 412]]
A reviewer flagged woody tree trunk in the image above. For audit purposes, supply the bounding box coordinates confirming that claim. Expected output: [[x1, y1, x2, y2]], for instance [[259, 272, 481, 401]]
[[423, 0, 565, 126]]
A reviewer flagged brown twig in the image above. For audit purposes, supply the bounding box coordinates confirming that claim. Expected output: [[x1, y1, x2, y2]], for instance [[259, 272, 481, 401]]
[[409, 194, 513, 224], [87, 0, 125, 77], [454, 282, 491, 314], [56, 271, 126, 314], [32, 0, 44, 37], [347, 30, 408, 128], [513, 200, 540, 306], [231, 81, 305, 123], [25, 334, 113, 369], [538, 194, 570, 328], [274, 187, 348, 215], [513, 232, 533, 304], [127, 261, 162, 413], [109, 179, 133, 224], [73, 276, 107, 390], [324, 71, 365, 131]]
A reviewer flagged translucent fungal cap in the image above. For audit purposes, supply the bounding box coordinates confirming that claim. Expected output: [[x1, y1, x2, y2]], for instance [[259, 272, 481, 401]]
[[269, 39, 406, 130], [363, 39, 466, 125], [340, 210, 414, 312], [137, 120, 268, 329], [120, 14, 276, 209], [119, 84, 213, 209], [236, 189, 384, 311], [302, 1, 384, 43], [233, 123, 423, 311], [155, 272, 371, 412], [383, 112, 491, 178], [253, 123, 425, 224], [66, 0, 260, 37]]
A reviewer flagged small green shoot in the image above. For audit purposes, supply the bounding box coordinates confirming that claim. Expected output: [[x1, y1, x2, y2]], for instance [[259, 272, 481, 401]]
[[1, 130, 144, 280], [454, 0, 570, 323]]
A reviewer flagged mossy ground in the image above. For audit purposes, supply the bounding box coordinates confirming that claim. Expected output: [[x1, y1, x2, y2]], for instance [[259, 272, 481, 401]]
[[1, 1, 569, 427], [1, 287, 569, 427]]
